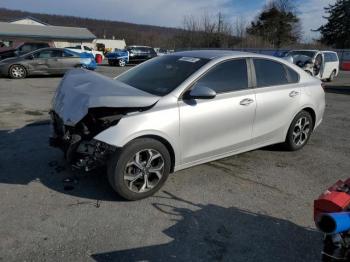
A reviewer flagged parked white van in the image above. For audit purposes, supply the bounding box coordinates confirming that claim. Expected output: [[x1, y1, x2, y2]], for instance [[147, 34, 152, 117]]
[[284, 50, 339, 81]]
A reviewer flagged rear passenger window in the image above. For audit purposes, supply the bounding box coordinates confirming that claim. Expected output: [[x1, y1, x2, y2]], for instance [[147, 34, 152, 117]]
[[195, 59, 248, 93], [253, 59, 289, 87], [324, 52, 338, 62], [285, 66, 299, 83]]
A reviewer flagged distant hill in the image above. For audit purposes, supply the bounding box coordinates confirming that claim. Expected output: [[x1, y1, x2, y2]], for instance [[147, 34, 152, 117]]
[[0, 8, 182, 48]]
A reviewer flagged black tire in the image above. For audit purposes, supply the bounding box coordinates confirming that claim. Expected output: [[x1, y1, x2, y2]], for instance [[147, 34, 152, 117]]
[[107, 138, 171, 200], [9, 64, 27, 79], [108, 60, 116, 66], [283, 110, 314, 151]]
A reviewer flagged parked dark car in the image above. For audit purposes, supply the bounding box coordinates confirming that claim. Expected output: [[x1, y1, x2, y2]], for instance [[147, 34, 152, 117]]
[[106, 46, 157, 67], [0, 42, 51, 61], [0, 48, 96, 79], [106, 49, 129, 67], [127, 46, 157, 64]]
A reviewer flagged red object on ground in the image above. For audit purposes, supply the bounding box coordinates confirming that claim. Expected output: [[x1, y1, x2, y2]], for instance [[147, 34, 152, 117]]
[[95, 54, 102, 64], [314, 178, 350, 220], [342, 61, 350, 71]]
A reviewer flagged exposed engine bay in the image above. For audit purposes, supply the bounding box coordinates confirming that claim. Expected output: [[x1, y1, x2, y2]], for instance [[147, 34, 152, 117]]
[[49, 69, 159, 171], [51, 108, 126, 171]]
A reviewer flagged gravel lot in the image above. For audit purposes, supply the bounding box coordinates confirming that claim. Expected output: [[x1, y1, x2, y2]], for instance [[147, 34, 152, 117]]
[[0, 65, 350, 261]]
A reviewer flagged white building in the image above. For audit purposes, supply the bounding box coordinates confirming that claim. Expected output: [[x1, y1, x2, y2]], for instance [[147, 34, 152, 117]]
[[0, 17, 96, 49]]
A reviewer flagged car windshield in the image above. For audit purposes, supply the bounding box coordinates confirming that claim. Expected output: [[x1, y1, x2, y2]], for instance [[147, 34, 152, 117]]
[[117, 55, 209, 96]]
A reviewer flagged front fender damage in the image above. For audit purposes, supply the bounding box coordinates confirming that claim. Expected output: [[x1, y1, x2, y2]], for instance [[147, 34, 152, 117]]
[[50, 69, 159, 171], [50, 106, 154, 172]]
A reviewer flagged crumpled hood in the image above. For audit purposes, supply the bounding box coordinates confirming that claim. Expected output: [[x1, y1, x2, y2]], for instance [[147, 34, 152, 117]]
[[52, 69, 160, 126]]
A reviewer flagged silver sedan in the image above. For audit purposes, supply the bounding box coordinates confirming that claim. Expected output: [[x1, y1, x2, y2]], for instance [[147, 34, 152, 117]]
[[50, 50, 325, 200]]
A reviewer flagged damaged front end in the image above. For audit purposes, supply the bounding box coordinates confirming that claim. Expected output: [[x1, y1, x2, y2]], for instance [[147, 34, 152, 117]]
[[50, 108, 119, 171], [49, 68, 160, 171], [50, 107, 147, 171]]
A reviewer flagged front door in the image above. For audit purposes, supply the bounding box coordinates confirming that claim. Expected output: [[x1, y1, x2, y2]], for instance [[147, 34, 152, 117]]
[[28, 50, 52, 74], [179, 59, 256, 165]]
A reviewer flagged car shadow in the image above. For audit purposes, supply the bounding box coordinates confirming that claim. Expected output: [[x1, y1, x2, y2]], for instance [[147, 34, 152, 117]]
[[91, 191, 323, 262], [0, 74, 63, 79], [0, 121, 125, 201], [324, 86, 350, 95]]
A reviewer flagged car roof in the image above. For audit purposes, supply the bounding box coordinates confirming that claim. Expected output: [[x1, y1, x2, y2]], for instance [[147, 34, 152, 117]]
[[170, 50, 256, 59], [322, 50, 338, 54], [289, 49, 319, 53], [24, 47, 66, 55]]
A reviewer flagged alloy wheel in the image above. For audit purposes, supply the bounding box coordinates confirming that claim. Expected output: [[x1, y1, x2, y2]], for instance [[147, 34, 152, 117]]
[[124, 149, 164, 193], [292, 117, 311, 146], [11, 65, 25, 78], [119, 60, 126, 67]]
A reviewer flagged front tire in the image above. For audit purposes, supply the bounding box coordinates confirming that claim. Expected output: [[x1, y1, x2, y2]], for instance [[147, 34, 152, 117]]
[[9, 64, 27, 79], [118, 59, 126, 67], [283, 110, 314, 151], [107, 138, 171, 200]]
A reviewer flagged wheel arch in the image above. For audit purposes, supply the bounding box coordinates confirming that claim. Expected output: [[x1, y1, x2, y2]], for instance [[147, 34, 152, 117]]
[[301, 107, 316, 129], [283, 106, 317, 140], [132, 134, 176, 173]]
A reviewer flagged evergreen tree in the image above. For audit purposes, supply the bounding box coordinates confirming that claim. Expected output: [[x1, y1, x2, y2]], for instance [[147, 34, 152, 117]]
[[318, 0, 350, 48], [246, 1, 300, 48]]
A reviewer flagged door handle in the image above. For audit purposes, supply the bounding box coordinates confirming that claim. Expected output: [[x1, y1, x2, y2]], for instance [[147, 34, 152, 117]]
[[240, 98, 254, 106], [289, 91, 299, 97]]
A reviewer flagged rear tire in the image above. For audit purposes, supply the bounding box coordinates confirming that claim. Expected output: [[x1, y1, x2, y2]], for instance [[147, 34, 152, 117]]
[[283, 110, 314, 151], [107, 138, 171, 200], [9, 64, 27, 79]]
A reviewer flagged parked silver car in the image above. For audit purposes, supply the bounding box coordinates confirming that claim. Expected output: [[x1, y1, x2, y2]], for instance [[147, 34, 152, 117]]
[[50, 50, 325, 200]]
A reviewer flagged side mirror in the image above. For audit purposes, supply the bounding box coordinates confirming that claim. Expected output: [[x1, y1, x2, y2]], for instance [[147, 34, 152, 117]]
[[185, 85, 216, 100]]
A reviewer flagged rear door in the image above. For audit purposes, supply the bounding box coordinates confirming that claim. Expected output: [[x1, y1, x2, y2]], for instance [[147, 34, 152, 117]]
[[251, 58, 301, 145], [179, 58, 256, 164], [45, 50, 66, 74], [30, 49, 63, 74], [59, 50, 81, 72]]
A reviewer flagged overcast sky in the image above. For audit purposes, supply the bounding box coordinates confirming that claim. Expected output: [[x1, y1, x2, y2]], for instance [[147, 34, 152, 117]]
[[0, 0, 335, 42]]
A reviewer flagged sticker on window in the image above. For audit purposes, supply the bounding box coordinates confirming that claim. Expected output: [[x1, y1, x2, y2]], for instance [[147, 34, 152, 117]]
[[179, 57, 200, 63]]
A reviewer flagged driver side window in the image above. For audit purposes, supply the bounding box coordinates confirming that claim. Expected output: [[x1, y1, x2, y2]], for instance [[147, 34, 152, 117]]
[[194, 59, 248, 94]]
